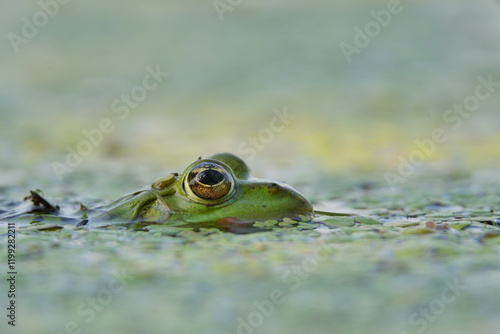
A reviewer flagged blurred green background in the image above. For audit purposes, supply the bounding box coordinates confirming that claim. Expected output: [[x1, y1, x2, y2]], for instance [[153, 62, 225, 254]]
[[1, 0, 500, 189]]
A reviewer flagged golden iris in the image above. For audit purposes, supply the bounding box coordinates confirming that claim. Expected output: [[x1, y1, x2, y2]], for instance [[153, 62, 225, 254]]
[[186, 163, 233, 201]]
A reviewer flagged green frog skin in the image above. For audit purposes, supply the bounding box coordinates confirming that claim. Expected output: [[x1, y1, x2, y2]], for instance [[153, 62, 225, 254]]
[[92, 152, 313, 224], [0, 153, 313, 226]]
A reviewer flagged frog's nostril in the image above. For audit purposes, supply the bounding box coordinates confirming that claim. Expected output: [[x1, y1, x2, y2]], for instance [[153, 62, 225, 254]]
[[267, 183, 280, 194]]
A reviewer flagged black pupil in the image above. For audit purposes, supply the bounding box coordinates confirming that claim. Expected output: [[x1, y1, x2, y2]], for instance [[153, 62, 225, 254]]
[[197, 169, 224, 185]]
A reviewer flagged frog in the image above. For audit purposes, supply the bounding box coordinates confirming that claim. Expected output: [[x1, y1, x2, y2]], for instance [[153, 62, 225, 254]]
[[0, 153, 314, 229]]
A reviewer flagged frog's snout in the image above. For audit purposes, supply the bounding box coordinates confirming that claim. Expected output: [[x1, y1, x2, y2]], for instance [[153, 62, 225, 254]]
[[265, 181, 313, 214]]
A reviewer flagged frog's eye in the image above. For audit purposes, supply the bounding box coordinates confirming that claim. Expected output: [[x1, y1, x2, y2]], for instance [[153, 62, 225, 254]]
[[184, 163, 234, 202]]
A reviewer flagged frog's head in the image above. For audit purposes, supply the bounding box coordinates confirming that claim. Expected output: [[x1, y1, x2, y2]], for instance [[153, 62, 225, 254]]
[[148, 153, 313, 223]]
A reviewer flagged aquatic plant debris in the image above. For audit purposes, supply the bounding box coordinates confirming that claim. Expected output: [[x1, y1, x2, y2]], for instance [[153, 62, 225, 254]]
[[1, 168, 500, 334]]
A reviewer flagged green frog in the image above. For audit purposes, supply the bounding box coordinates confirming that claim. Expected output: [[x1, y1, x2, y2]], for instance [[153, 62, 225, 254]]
[[0, 153, 314, 229]]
